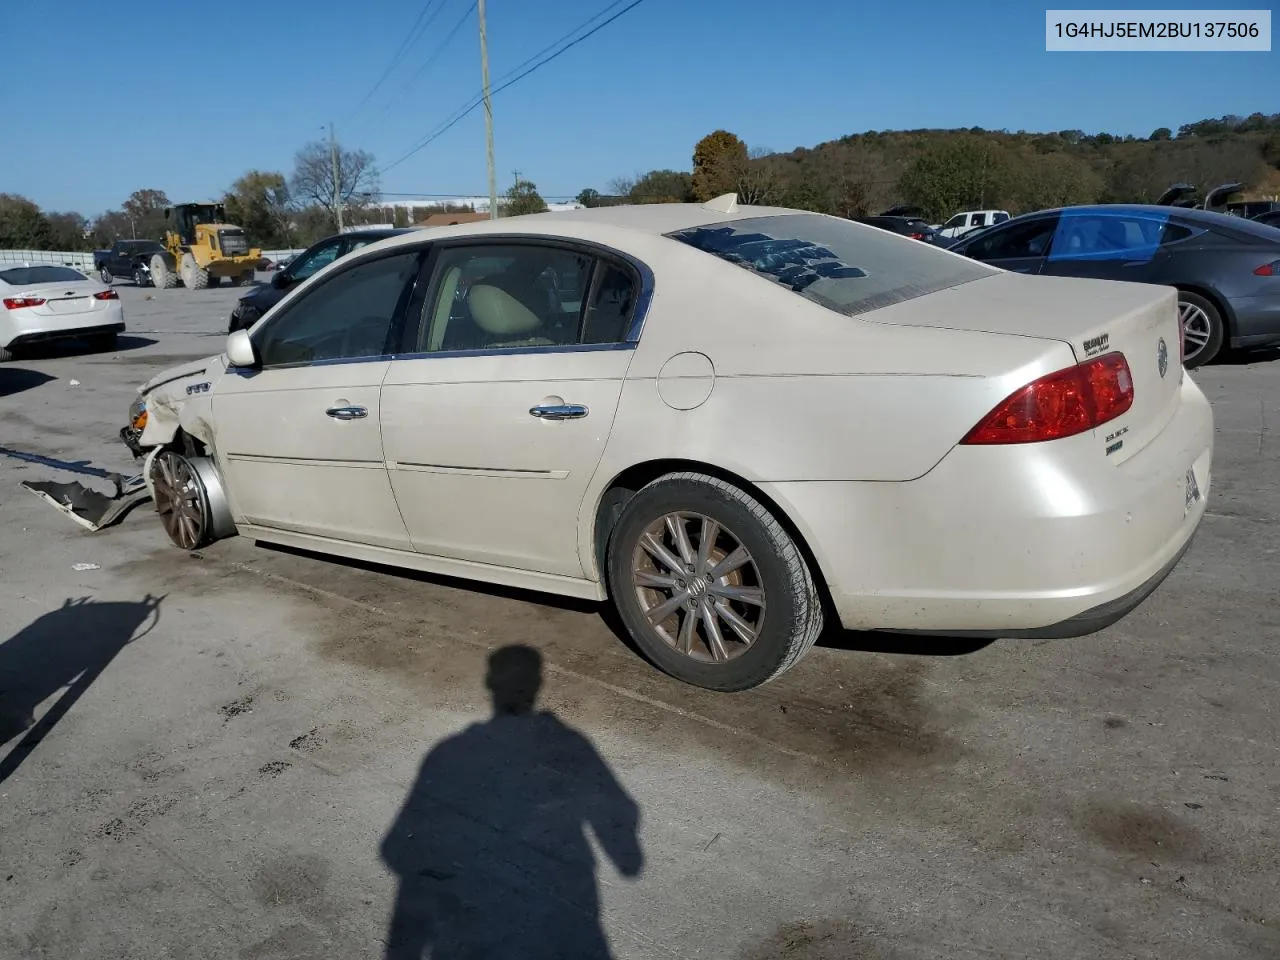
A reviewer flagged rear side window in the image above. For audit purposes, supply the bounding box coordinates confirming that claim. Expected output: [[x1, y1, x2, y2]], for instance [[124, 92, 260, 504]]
[[1047, 210, 1194, 263], [668, 213, 994, 317], [0, 266, 86, 285]]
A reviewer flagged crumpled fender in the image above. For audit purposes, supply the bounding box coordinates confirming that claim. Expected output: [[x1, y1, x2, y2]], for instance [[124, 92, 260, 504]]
[[136, 353, 231, 450]]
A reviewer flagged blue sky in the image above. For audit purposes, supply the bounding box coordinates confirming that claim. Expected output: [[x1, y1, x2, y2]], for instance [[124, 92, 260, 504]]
[[1, 0, 1275, 215]]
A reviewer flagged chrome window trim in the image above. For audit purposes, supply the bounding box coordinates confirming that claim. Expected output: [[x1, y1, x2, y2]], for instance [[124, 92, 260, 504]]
[[232, 336, 638, 376]]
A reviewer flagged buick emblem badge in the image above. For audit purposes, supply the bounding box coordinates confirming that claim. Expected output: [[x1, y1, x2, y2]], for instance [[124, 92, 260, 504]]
[[1157, 338, 1168, 379]]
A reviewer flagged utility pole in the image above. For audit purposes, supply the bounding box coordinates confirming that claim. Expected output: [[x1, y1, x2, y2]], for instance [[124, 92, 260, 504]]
[[329, 122, 344, 232], [478, 0, 498, 220]]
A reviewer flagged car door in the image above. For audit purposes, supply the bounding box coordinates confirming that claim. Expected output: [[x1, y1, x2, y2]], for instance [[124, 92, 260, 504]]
[[954, 213, 1060, 273], [1039, 209, 1187, 284], [212, 246, 427, 549], [380, 238, 644, 578]]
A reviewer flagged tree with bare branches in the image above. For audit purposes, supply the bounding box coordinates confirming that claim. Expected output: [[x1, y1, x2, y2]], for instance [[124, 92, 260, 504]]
[[290, 140, 380, 231]]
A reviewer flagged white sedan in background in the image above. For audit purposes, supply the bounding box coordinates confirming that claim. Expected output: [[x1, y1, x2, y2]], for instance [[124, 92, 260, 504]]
[[1, 264, 124, 361], [120, 197, 1212, 692]]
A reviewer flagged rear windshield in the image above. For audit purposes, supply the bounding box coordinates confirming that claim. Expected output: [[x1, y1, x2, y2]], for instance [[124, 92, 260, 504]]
[[668, 213, 993, 317], [0, 265, 87, 285]]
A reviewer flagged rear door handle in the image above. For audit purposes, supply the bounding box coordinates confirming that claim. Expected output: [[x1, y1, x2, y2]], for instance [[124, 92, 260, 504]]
[[325, 404, 368, 421], [529, 403, 588, 421]]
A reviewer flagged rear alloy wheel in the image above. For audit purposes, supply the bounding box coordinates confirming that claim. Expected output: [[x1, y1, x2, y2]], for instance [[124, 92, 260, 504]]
[[134, 266, 149, 287], [606, 472, 824, 691], [1178, 291, 1224, 369], [150, 450, 214, 550], [100, 266, 113, 284]]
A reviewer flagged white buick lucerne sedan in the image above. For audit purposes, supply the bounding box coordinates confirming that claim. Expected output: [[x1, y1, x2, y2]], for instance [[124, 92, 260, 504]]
[[120, 197, 1212, 691]]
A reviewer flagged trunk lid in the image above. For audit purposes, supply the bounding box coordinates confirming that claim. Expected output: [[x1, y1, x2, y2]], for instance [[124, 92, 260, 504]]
[[14, 279, 108, 318], [865, 272, 1184, 463]]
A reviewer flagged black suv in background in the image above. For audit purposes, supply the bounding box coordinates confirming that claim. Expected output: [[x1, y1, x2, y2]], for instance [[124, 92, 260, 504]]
[[228, 227, 418, 332], [854, 207, 953, 246]]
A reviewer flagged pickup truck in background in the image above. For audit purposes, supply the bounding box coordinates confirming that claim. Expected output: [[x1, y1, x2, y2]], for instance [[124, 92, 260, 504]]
[[93, 240, 165, 286]]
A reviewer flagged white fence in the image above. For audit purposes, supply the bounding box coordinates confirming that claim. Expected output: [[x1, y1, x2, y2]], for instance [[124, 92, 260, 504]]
[[0, 248, 304, 274]]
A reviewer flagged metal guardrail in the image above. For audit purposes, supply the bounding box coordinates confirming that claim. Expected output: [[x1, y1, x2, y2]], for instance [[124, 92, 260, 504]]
[[0, 248, 306, 273]]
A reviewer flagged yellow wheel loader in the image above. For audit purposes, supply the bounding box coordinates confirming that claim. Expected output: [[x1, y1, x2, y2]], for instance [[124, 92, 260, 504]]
[[148, 202, 262, 290]]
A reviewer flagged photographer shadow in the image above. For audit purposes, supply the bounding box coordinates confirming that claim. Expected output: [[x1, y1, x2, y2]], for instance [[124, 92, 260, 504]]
[[380, 644, 644, 959], [0, 595, 162, 786]]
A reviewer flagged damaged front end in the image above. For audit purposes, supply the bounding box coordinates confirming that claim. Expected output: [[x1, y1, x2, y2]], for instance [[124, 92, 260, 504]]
[[20, 353, 225, 534]]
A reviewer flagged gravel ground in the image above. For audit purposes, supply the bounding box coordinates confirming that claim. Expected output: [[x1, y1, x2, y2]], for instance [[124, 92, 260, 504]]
[[1, 279, 1278, 960]]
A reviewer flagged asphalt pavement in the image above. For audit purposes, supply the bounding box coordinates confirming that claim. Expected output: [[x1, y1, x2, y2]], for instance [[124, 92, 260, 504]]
[[1, 279, 1277, 959]]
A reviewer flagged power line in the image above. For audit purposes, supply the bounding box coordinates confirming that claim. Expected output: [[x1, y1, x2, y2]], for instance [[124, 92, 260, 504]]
[[344, 0, 448, 123], [370, 0, 478, 122], [381, 0, 648, 174]]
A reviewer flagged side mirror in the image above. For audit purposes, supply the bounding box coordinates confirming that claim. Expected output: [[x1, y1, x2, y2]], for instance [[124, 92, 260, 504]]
[[270, 270, 290, 289], [225, 329, 257, 368]]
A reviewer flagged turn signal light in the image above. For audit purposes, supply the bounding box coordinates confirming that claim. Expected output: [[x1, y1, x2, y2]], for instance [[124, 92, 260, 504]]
[[93, 289, 119, 300], [2, 296, 46, 309], [1254, 260, 1279, 276], [960, 352, 1134, 445]]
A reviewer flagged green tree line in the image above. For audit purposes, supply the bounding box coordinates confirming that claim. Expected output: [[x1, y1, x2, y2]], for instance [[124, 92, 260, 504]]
[[576, 112, 1280, 223]]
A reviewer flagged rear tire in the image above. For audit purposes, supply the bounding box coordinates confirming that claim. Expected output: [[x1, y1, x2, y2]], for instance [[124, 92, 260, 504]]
[[99, 266, 113, 284], [151, 254, 178, 289], [605, 472, 824, 692], [231, 270, 253, 287], [134, 266, 150, 287], [207, 274, 221, 288], [1178, 291, 1223, 369], [180, 253, 209, 290]]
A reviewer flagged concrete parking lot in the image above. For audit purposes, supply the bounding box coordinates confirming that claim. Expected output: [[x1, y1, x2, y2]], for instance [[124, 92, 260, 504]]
[[1, 280, 1277, 959]]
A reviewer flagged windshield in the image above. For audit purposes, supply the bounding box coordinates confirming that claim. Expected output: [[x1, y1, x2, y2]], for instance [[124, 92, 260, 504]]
[[668, 213, 994, 316], [0, 265, 87, 285]]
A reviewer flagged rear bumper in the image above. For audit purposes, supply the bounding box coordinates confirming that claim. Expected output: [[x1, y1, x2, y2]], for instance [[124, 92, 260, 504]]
[[1228, 295, 1280, 348], [760, 374, 1213, 635], [4, 320, 125, 349]]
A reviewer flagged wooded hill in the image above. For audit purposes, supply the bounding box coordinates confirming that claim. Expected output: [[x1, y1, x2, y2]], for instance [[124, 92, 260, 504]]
[[599, 112, 1280, 223]]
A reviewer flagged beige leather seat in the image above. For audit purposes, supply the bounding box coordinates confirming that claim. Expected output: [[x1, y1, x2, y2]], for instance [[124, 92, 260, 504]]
[[466, 283, 555, 348]]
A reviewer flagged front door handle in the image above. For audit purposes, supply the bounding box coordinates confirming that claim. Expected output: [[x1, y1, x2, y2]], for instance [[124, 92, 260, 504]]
[[325, 404, 368, 421], [529, 403, 588, 421]]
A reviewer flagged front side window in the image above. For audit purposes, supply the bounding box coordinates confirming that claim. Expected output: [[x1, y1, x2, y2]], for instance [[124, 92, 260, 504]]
[[288, 238, 342, 281], [255, 250, 423, 367], [669, 213, 994, 317], [416, 244, 635, 352], [964, 215, 1060, 261]]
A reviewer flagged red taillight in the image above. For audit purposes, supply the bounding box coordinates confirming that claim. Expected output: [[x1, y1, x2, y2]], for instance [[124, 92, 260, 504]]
[[909, 232, 927, 240], [960, 352, 1134, 445], [1254, 260, 1279, 276], [93, 289, 119, 300], [2, 297, 46, 309]]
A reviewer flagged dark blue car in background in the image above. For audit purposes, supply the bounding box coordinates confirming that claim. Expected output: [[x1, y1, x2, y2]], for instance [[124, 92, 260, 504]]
[[947, 204, 1280, 368]]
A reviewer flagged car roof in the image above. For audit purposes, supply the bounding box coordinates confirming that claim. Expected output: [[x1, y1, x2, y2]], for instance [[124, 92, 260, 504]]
[[358, 201, 811, 256]]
